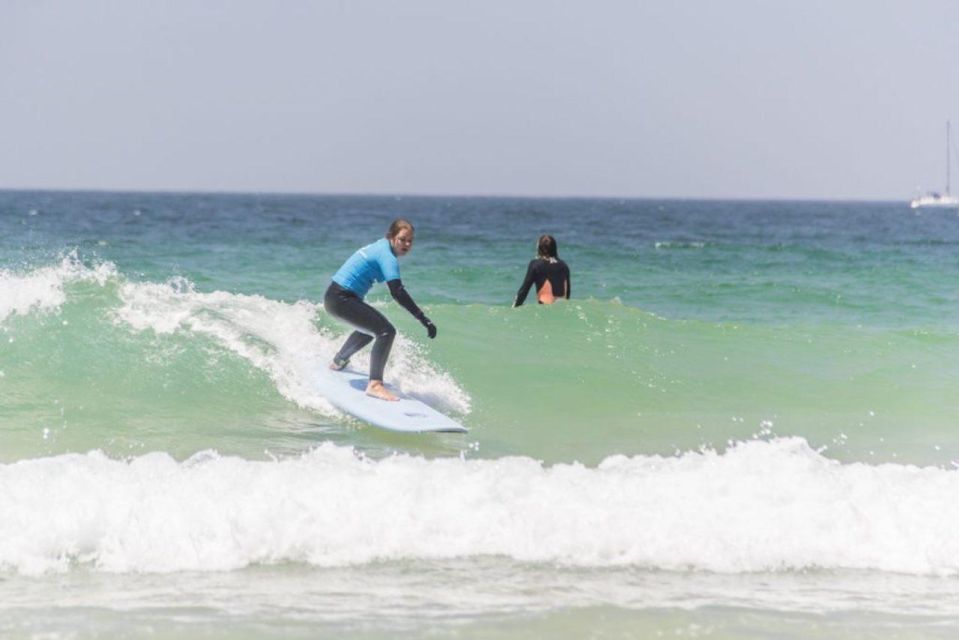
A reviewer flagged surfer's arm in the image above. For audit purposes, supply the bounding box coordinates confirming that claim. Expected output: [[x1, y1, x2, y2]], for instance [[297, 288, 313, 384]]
[[513, 260, 536, 307], [565, 265, 571, 299], [387, 278, 437, 339]]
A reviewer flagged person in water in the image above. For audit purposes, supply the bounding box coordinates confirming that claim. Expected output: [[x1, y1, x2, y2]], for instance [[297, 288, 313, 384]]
[[324, 219, 436, 401], [513, 234, 571, 306]]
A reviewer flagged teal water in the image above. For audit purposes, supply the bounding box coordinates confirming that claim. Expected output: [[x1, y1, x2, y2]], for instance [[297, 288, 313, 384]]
[[2, 190, 959, 638]]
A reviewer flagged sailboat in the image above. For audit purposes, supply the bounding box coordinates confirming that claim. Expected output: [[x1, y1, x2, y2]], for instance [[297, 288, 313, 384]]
[[910, 121, 959, 209]]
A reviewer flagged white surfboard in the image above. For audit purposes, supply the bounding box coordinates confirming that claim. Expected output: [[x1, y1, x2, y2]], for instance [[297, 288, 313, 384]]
[[310, 365, 468, 433]]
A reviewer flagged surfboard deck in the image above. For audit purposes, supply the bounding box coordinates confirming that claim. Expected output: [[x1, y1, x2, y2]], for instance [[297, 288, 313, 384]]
[[311, 365, 468, 433]]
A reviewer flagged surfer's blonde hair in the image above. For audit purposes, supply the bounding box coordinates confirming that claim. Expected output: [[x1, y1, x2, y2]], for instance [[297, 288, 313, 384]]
[[386, 218, 414, 239]]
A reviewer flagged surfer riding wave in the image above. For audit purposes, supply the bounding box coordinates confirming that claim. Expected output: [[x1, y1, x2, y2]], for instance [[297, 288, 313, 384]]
[[324, 219, 437, 401]]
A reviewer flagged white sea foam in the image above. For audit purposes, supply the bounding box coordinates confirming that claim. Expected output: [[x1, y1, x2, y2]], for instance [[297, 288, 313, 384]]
[[0, 258, 468, 417], [0, 254, 115, 324], [654, 241, 706, 249], [113, 276, 470, 416], [2, 438, 958, 576]]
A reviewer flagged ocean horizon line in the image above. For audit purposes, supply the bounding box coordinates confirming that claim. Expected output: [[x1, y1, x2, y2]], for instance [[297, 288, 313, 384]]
[[0, 185, 914, 206]]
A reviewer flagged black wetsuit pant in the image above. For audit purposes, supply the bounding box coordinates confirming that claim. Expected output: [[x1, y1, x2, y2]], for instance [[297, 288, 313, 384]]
[[324, 282, 396, 381]]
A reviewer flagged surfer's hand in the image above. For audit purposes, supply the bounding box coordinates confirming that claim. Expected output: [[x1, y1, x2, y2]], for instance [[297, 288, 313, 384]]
[[424, 320, 437, 339]]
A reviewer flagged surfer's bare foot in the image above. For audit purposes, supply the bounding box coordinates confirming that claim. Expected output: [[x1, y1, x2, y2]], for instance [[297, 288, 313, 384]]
[[329, 357, 349, 371], [366, 380, 398, 401]]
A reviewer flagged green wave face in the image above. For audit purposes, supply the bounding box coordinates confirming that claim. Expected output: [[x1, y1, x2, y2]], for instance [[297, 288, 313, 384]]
[[4, 264, 955, 468], [0, 275, 296, 462], [425, 300, 959, 466]]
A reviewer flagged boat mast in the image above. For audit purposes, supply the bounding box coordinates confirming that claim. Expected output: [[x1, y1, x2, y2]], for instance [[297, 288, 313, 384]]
[[947, 120, 952, 195]]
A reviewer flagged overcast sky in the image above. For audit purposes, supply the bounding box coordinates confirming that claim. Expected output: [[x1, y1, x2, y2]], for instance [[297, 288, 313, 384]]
[[2, 1, 958, 200]]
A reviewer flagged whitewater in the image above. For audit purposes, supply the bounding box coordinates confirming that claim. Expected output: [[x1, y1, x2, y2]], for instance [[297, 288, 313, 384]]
[[4, 438, 959, 577]]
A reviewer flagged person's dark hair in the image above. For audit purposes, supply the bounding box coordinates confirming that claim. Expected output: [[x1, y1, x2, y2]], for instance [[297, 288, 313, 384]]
[[537, 234, 558, 259], [387, 218, 414, 239]]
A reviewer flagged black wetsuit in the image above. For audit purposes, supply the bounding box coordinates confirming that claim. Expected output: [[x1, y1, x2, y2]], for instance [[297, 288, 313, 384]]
[[514, 258, 571, 306], [324, 280, 432, 381]]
